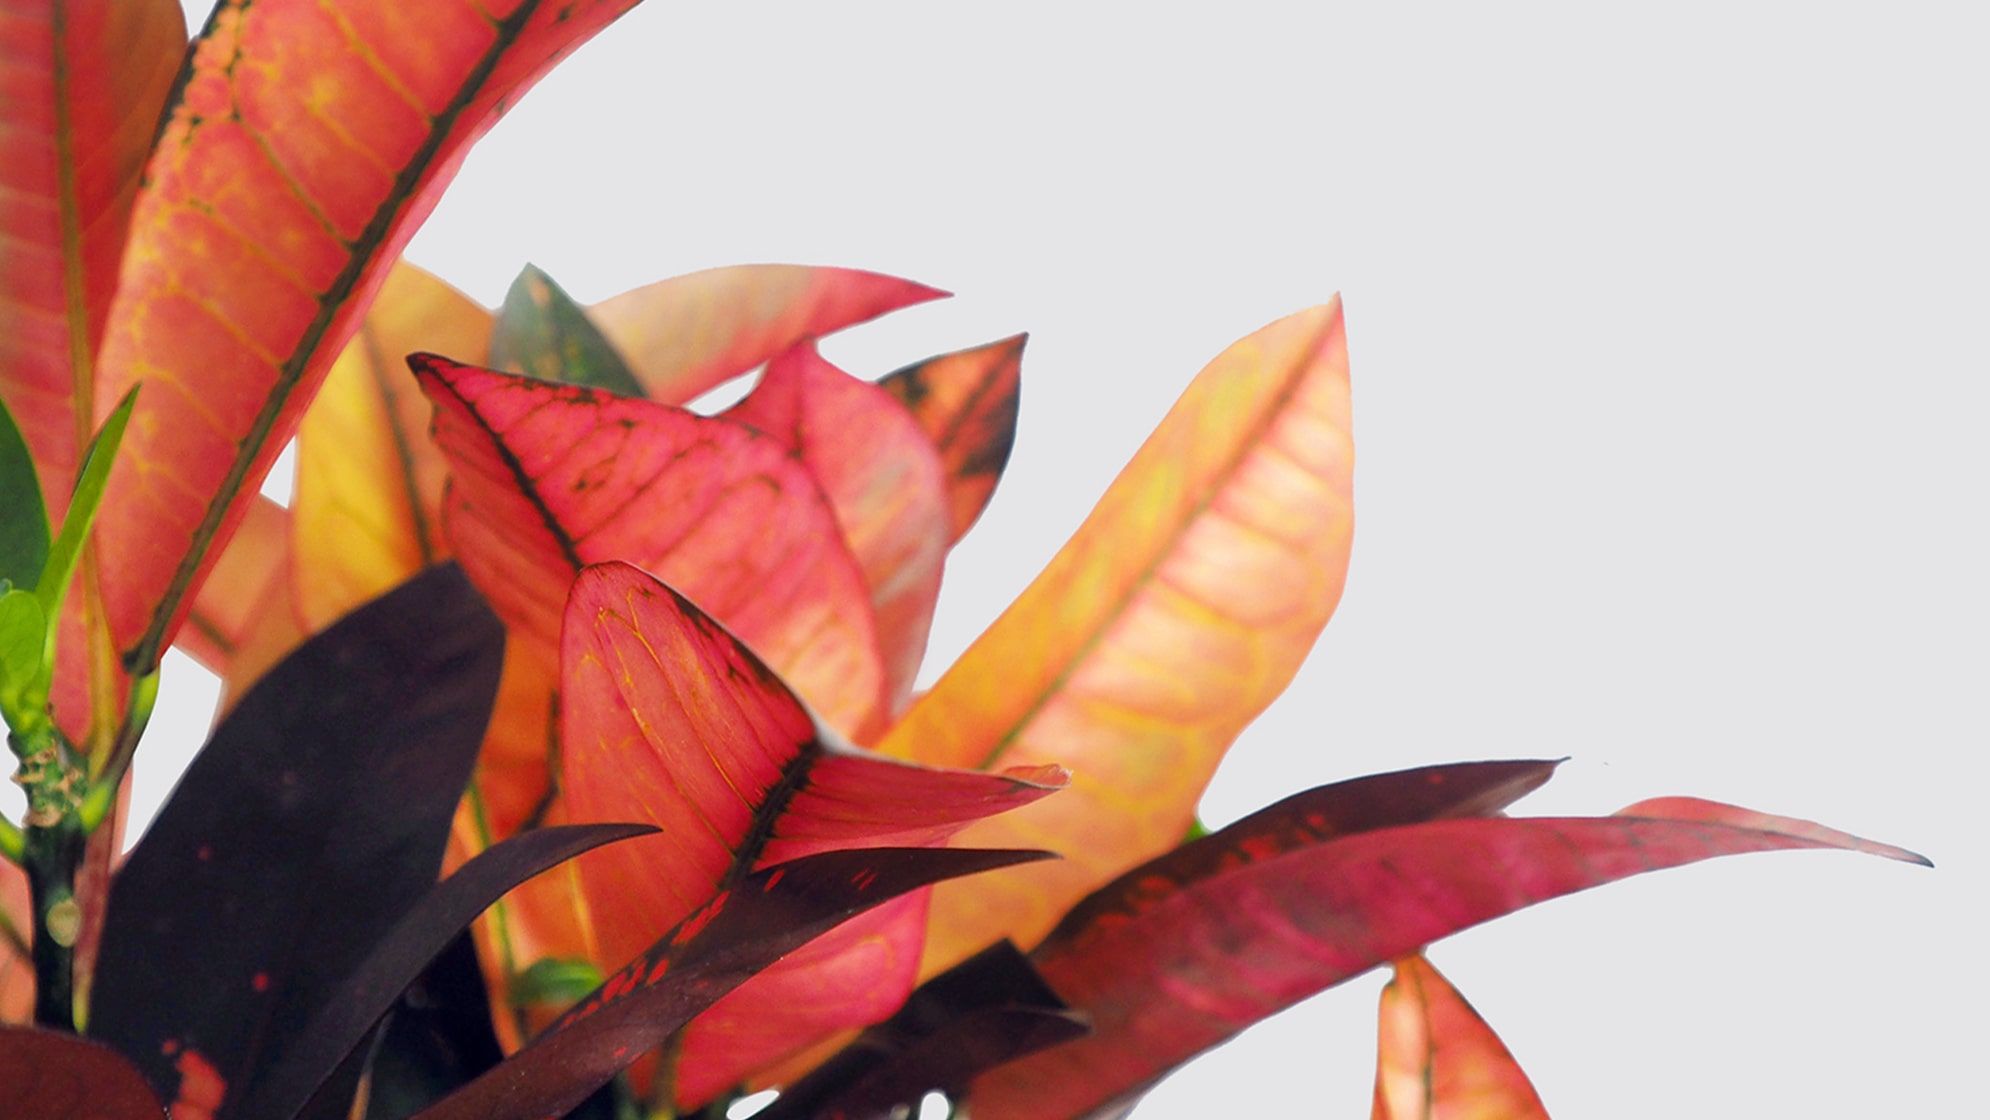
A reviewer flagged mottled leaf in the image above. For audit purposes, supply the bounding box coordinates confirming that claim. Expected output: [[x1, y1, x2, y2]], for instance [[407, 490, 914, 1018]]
[[966, 789, 1925, 1118], [90, 564, 505, 1116], [490, 264, 641, 396], [727, 343, 951, 717], [561, 562, 1064, 1107], [877, 301, 1356, 972], [91, 0, 647, 679], [413, 354, 884, 732], [878, 333, 1025, 542], [1372, 954, 1549, 1120], [412, 847, 1052, 1120], [0, 1024, 165, 1120]]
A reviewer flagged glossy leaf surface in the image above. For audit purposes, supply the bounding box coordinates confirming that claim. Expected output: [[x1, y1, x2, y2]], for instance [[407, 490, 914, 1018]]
[[414, 355, 884, 731], [0, 1025, 165, 1120], [91, 564, 505, 1116], [561, 562, 1064, 1106], [1372, 954, 1549, 1120], [967, 792, 1925, 1118], [0, 0, 183, 516], [727, 343, 951, 714], [91, 0, 644, 677], [413, 848, 1052, 1120], [489, 264, 640, 396], [587, 264, 946, 405], [878, 301, 1356, 970], [877, 333, 1025, 541]]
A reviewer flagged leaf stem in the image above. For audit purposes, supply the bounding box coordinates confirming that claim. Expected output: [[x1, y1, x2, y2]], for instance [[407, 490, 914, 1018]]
[[78, 668, 158, 832]]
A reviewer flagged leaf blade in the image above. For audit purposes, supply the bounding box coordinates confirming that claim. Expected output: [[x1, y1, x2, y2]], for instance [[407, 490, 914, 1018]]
[[0, 1025, 166, 1120], [490, 264, 642, 396], [877, 333, 1026, 542], [1372, 954, 1550, 1120]]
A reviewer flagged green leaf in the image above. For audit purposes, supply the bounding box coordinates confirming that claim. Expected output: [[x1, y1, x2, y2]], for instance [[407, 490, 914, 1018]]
[[491, 264, 646, 396], [510, 957, 606, 1010], [0, 398, 50, 590], [0, 588, 47, 718], [37, 387, 138, 626]]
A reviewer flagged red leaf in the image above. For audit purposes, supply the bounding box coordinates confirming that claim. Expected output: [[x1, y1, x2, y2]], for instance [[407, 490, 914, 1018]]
[[0, 1025, 166, 1119], [965, 775, 1924, 1118], [878, 333, 1025, 542], [1372, 954, 1550, 1120], [728, 343, 952, 717], [561, 562, 1064, 1108]]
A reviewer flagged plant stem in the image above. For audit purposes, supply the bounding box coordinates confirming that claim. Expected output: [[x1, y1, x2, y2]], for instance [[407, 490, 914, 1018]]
[[22, 813, 83, 1031]]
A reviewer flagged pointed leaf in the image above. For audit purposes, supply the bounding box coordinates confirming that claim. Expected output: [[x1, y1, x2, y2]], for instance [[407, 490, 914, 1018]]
[[412, 847, 1052, 1120], [561, 562, 1065, 1106], [490, 264, 642, 396], [966, 787, 1925, 1118], [90, 564, 505, 1116], [413, 354, 885, 732], [0, 1025, 166, 1120], [36, 384, 133, 618], [878, 333, 1025, 542], [727, 343, 951, 716], [91, 0, 648, 679], [242, 823, 656, 1120], [0, 398, 49, 587], [877, 301, 1356, 970], [1372, 954, 1550, 1120], [586, 265, 947, 405], [0, 0, 184, 517], [178, 494, 286, 671]]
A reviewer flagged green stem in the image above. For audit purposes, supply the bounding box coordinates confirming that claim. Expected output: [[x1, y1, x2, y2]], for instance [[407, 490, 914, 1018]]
[[22, 814, 83, 1031]]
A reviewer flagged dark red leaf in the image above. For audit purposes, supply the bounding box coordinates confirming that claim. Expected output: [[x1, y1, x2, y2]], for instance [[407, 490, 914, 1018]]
[[0, 1025, 165, 1119]]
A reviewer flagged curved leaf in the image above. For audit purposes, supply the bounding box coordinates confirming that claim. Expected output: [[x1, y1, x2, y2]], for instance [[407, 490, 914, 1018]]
[[0, 0, 183, 516], [412, 847, 1052, 1120], [877, 301, 1355, 971], [91, 0, 646, 677], [0, 1025, 165, 1120], [586, 264, 946, 406], [1372, 954, 1549, 1120], [727, 343, 951, 717], [412, 354, 884, 732], [561, 562, 1064, 1107], [966, 791, 1925, 1118], [877, 333, 1025, 542]]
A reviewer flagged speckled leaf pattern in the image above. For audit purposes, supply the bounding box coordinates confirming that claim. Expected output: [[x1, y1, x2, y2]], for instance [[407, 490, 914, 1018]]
[[877, 301, 1355, 974], [560, 562, 1063, 1108], [877, 333, 1025, 542], [1372, 954, 1550, 1120]]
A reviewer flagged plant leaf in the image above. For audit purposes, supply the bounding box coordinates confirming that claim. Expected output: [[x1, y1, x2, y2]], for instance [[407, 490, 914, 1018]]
[[1372, 954, 1549, 1120], [351, 933, 504, 1120], [877, 333, 1026, 542], [411, 847, 1052, 1120], [1, 863, 31, 1023], [0, 589, 47, 718], [876, 301, 1355, 972], [0, 1024, 166, 1120], [89, 564, 505, 1116], [560, 562, 1065, 1107], [490, 264, 641, 396], [965, 786, 1925, 1118], [757, 941, 1087, 1120], [89, 0, 647, 679], [36, 384, 134, 619], [727, 342, 952, 718], [586, 265, 946, 406], [241, 823, 656, 1120], [0, 0, 184, 518], [177, 494, 287, 671], [0, 398, 50, 588], [412, 354, 885, 733]]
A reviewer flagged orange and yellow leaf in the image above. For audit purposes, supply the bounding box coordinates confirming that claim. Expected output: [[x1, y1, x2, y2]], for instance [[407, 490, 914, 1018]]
[[1373, 954, 1551, 1120], [177, 494, 286, 673], [878, 333, 1025, 542]]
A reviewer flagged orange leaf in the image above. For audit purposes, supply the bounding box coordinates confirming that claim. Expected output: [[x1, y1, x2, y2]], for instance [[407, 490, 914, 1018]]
[[1373, 954, 1551, 1120], [877, 300, 1354, 970], [91, 0, 645, 678], [727, 343, 951, 718], [0, 0, 183, 516], [587, 265, 946, 406], [177, 493, 286, 673], [561, 563, 1063, 1108], [293, 262, 489, 632], [878, 333, 1026, 542], [413, 354, 885, 733]]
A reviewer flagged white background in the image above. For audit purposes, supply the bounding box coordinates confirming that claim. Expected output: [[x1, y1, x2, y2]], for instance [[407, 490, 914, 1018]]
[[112, 2, 1990, 1115]]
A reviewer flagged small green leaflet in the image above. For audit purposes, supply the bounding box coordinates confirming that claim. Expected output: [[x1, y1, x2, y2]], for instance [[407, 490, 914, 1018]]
[[490, 264, 646, 397], [0, 397, 50, 590], [38, 387, 139, 627], [0, 588, 46, 713], [510, 957, 606, 1010]]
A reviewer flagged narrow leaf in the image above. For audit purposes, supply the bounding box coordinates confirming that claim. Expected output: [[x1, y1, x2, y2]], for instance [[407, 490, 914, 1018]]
[[36, 384, 134, 619], [1372, 954, 1550, 1120], [966, 788, 1925, 1117], [351, 934, 506, 1120], [561, 562, 1065, 1107], [412, 847, 1052, 1120], [413, 354, 885, 733], [0, 0, 184, 517], [91, 0, 648, 678], [878, 333, 1026, 542], [490, 264, 642, 396], [586, 265, 946, 406], [0, 399, 49, 587], [0, 1025, 166, 1120], [90, 564, 505, 1116], [876, 301, 1356, 972], [727, 343, 952, 717]]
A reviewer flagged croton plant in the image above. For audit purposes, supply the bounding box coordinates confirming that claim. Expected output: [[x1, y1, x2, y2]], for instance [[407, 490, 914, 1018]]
[[0, 2, 1925, 1118]]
